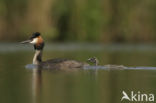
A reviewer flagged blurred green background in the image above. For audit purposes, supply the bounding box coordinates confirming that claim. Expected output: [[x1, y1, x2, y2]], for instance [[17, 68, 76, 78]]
[[0, 0, 156, 43]]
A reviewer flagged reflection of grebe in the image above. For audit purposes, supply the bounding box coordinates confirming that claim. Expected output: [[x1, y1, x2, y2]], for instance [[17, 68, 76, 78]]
[[21, 32, 89, 70]]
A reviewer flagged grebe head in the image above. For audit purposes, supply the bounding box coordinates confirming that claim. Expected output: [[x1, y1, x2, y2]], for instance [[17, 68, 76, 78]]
[[21, 32, 44, 50], [21, 32, 44, 64], [87, 57, 99, 66]]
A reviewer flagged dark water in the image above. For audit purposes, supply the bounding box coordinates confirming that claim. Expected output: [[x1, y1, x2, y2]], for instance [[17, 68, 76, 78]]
[[0, 43, 156, 103]]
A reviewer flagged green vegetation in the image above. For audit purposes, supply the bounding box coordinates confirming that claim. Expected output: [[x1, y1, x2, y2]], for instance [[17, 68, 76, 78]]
[[0, 0, 156, 43]]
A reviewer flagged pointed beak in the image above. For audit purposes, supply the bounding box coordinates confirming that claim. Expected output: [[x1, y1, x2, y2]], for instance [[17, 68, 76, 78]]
[[20, 39, 32, 44]]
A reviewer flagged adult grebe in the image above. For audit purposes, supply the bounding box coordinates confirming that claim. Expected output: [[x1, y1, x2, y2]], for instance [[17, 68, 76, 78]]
[[21, 32, 89, 70]]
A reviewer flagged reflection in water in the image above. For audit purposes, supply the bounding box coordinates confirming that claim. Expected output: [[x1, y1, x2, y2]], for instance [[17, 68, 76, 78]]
[[30, 67, 99, 103], [32, 68, 42, 103]]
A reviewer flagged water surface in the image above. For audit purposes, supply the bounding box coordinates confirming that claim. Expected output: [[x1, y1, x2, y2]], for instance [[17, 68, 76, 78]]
[[0, 43, 156, 103]]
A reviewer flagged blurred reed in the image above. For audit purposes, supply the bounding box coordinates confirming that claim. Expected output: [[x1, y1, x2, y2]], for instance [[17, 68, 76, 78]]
[[0, 0, 156, 43]]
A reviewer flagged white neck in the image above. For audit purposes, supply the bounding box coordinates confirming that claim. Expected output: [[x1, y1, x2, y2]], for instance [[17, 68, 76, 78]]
[[33, 50, 42, 65]]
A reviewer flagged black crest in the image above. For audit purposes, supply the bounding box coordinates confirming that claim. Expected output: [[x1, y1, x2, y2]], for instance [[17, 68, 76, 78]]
[[30, 32, 41, 39]]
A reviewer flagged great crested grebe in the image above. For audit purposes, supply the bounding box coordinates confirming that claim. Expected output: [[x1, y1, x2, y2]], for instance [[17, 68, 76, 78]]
[[21, 32, 89, 70]]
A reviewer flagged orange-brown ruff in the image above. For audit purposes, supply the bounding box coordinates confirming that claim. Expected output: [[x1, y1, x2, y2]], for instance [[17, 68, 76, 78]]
[[36, 36, 43, 46], [21, 32, 89, 70]]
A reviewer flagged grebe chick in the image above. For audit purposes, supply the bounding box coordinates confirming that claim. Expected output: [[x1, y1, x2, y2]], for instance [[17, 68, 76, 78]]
[[21, 32, 89, 70], [87, 57, 127, 69], [88, 57, 99, 66]]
